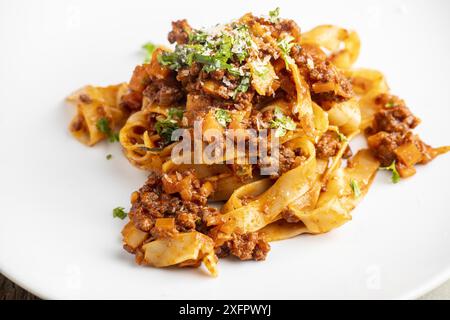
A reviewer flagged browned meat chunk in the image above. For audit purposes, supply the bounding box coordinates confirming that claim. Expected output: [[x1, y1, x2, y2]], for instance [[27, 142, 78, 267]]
[[217, 232, 270, 261], [365, 94, 446, 177], [367, 131, 412, 167], [291, 44, 354, 108], [161, 170, 214, 205], [129, 172, 220, 237], [367, 94, 420, 135], [168, 20, 192, 45], [316, 131, 342, 159], [142, 80, 183, 107]]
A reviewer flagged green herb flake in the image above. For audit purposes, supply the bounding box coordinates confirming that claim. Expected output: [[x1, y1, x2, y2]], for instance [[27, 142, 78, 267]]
[[349, 179, 362, 198], [385, 101, 396, 108], [278, 35, 295, 70], [380, 161, 401, 184], [215, 109, 232, 127], [155, 119, 179, 145], [106, 154, 112, 160], [142, 42, 157, 63], [157, 24, 251, 77], [337, 131, 348, 142], [96, 118, 119, 143], [113, 207, 127, 220], [269, 7, 280, 23], [189, 30, 208, 44], [168, 107, 184, 120], [270, 107, 297, 137], [233, 75, 251, 99], [157, 50, 182, 70]]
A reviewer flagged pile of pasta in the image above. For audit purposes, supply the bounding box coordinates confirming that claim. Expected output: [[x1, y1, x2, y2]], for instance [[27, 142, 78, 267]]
[[67, 12, 449, 276]]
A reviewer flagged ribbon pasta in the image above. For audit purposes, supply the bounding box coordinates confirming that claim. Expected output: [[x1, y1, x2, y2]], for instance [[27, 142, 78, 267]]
[[66, 10, 449, 276]]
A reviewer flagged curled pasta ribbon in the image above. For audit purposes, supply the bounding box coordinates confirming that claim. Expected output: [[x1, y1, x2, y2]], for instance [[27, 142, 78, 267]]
[[119, 109, 171, 171], [67, 84, 129, 146], [301, 25, 361, 69], [242, 13, 315, 135], [142, 231, 218, 277], [218, 138, 317, 238], [290, 62, 315, 134], [262, 149, 380, 241], [342, 69, 390, 130]]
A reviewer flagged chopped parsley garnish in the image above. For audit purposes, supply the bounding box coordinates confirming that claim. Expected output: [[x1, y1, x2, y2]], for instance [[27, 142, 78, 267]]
[[113, 207, 127, 220], [106, 154, 112, 160], [215, 109, 232, 127], [350, 179, 361, 198], [189, 30, 208, 44], [157, 49, 184, 70], [337, 131, 348, 142], [270, 107, 296, 137], [168, 107, 184, 120], [142, 42, 157, 63], [385, 101, 396, 108], [96, 118, 119, 143], [233, 75, 251, 98], [380, 161, 401, 184], [155, 118, 179, 145], [154, 108, 186, 145], [278, 36, 295, 70], [269, 7, 280, 23], [157, 24, 252, 91]]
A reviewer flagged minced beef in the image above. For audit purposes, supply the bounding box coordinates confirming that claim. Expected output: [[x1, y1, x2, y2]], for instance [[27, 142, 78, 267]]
[[142, 80, 184, 107], [129, 172, 220, 236], [316, 131, 342, 159], [291, 44, 354, 108], [366, 94, 422, 167], [217, 232, 270, 261], [168, 20, 192, 45], [367, 94, 420, 135]]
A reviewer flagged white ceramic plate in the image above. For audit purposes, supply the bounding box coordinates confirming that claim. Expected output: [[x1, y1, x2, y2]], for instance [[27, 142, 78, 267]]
[[1, 0, 449, 299]]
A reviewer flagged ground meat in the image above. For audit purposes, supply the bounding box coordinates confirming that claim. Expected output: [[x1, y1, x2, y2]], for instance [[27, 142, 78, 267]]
[[316, 131, 341, 159], [257, 143, 303, 178], [234, 89, 255, 111], [176, 212, 198, 231], [278, 146, 296, 174], [210, 69, 225, 81], [228, 164, 254, 182], [142, 80, 184, 107], [218, 232, 270, 261], [162, 170, 215, 205], [311, 92, 346, 111], [129, 172, 220, 237], [120, 90, 143, 111], [366, 94, 422, 167], [367, 94, 420, 135], [176, 63, 202, 89], [168, 20, 192, 45], [367, 131, 412, 167], [272, 145, 305, 177], [291, 44, 354, 107], [275, 19, 302, 42]]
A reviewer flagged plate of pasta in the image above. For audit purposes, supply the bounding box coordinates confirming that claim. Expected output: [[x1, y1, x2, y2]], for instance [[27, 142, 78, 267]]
[[0, 0, 449, 299]]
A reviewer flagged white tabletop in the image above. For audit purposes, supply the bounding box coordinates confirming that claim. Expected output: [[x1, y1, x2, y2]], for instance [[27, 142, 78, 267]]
[[421, 280, 450, 300]]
